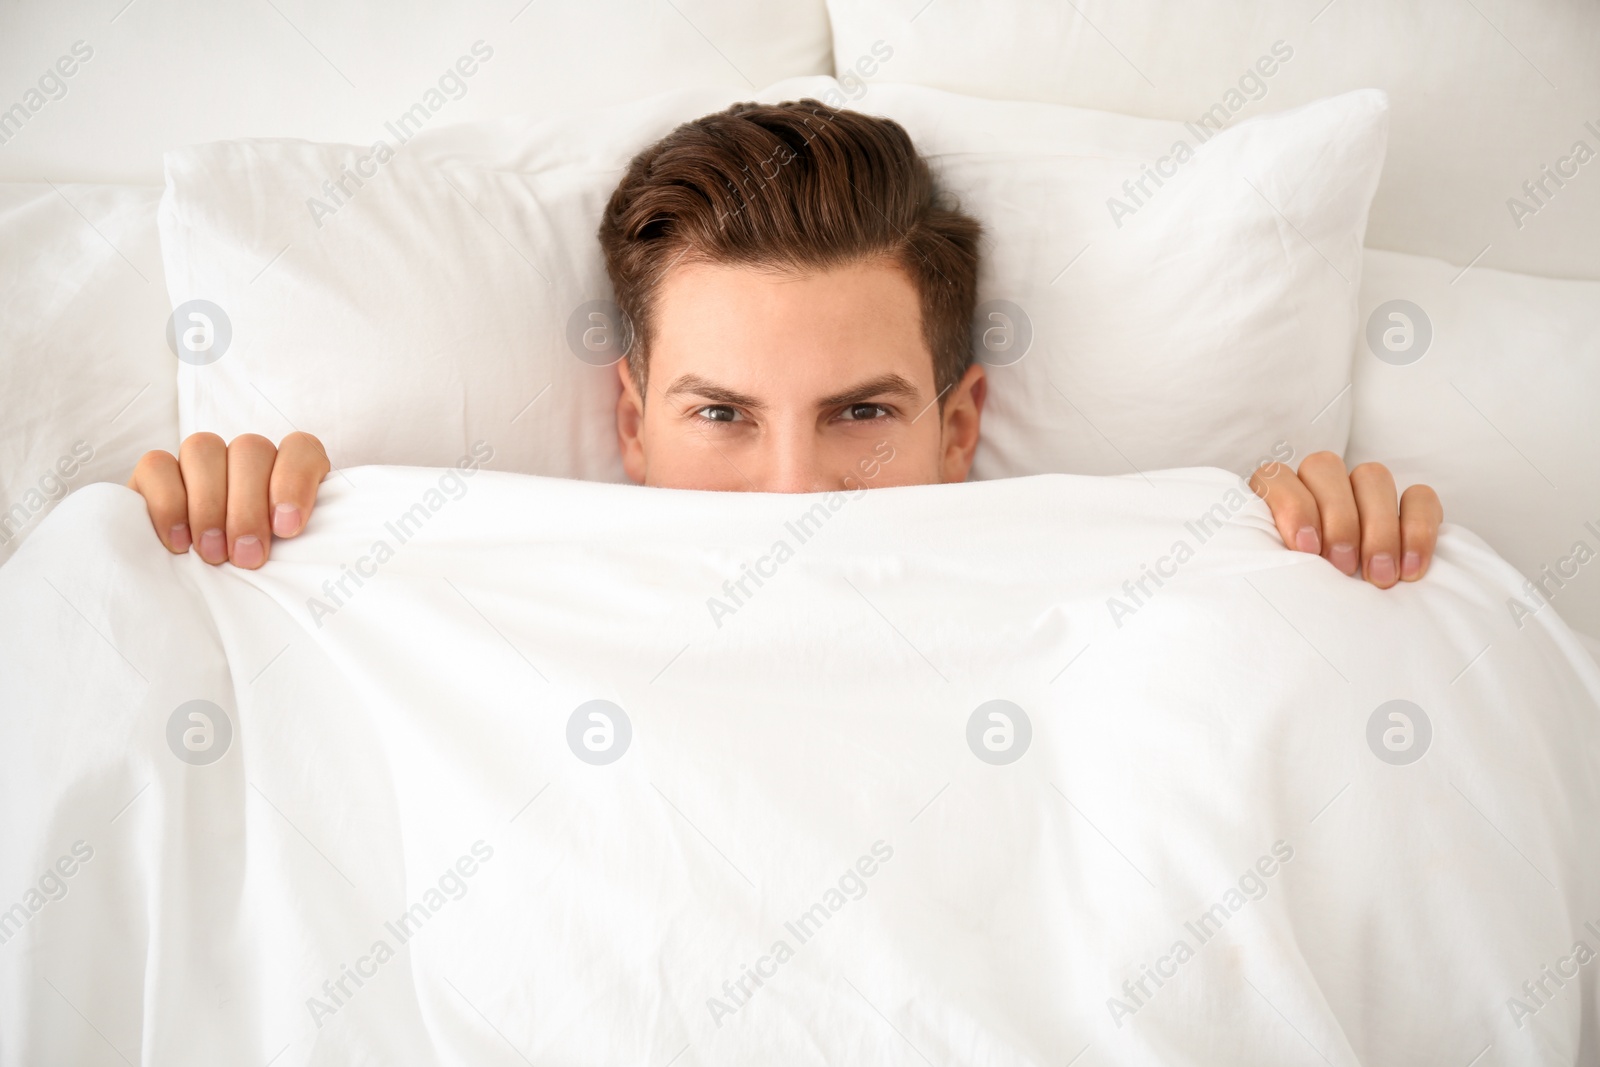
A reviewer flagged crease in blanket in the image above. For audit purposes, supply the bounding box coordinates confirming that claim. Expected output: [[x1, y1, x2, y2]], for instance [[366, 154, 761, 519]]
[[2, 466, 1598, 1066]]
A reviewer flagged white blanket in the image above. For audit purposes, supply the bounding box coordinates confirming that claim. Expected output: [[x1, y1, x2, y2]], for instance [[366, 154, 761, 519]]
[[2, 467, 1597, 1066]]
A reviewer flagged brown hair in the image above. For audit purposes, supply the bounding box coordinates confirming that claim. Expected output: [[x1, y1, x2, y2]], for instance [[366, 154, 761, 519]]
[[598, 98, 982, 400]]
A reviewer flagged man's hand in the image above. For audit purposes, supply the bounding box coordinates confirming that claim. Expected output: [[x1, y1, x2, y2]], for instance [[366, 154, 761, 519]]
[[127, 432, 331, 569], [1250, 452, 1442, 589]]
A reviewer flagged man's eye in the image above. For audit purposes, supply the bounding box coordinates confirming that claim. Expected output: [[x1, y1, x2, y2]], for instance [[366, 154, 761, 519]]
[[840, 403, 890, 421], [695, 404, 742, 423]]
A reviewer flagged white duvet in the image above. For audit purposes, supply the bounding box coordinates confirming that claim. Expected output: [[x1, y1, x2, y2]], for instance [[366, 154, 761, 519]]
[[1, 466, 1597, 1066]]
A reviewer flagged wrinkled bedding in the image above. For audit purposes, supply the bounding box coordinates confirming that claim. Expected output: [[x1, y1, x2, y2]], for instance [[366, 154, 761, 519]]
[[1, 466, 1597, 1066]]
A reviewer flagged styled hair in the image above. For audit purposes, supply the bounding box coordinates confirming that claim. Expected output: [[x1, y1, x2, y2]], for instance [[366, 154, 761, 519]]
[[598, 98, 982, 399]]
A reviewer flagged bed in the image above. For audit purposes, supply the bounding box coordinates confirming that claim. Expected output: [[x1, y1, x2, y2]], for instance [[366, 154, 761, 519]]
[[2, 2, 1597, 1063]]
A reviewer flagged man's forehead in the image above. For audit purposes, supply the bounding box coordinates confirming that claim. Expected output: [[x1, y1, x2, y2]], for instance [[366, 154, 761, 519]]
[[647, 259, 935, 399], [652, 258, 919, 332]]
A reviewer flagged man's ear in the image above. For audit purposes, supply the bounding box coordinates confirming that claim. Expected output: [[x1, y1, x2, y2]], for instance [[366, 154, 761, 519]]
[[939, 362, 987, 483], [615, 360, 647, 484]]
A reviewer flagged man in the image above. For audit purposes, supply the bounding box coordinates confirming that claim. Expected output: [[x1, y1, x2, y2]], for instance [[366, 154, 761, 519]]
[[128, 99, 1441, 588]]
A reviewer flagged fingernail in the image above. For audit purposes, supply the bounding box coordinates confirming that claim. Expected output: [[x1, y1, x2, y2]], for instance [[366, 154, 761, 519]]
[[169, 523, 191, 552], [233, 534, 263, 569], [272, 504, 300, 537], [199, 527, 226, 564], [1369, 553, 1397, 586], [1295, 526, 1320, 553], [1402, 551, 1421, 580], [1330, 542, 1358, 575]]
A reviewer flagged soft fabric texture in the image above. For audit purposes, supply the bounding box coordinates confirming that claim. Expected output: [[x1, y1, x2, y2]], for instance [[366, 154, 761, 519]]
[[159, 76, 1386, 486], [824, 0, 1600, 281], [2, 467, 1597, 1064], [1347, 248, 1600, 640], [0, 183, 178, 567], [866, 84, 1385, 483], [0, 0, 835, 184]]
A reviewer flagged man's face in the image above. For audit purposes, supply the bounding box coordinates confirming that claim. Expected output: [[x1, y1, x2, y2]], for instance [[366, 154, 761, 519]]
[[615, 258, 986, 492]]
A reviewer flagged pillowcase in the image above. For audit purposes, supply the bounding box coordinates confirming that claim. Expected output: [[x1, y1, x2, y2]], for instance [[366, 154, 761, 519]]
[[160, 85, 750, 485], [825, 0, 1600, 281], [0, 183, 178, 566], [860, 82, 1385, 481], [1347, 248, 1600, 641], [159, 76, 1387, 485]]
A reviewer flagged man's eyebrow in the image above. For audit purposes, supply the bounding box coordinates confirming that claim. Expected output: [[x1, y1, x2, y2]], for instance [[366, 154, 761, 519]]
[[816, 373, 922, 409], [662, 374, 765, 409]]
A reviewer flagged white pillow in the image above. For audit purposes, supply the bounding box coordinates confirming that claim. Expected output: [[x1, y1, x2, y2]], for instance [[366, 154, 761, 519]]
[[0, 183, 178, 566], [1347, 249, 1600, 640], [825, 0, 1600, 282], [160, 85, 750, 485], [159, 77, 1386, 484], [859, 83, 1385, 481]]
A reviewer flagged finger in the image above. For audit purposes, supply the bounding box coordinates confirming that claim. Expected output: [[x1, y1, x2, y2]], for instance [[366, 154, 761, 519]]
[[1399, 483, 1443, 581], [178, 433, 229, 565], [127, 450, 192, 553], [1297, 451, 1360, 576], [1248, 461, 1322, 554], [269, 432, 332, 538], [1351, 462, 1401, 588], [226, 434, 277, 569]]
